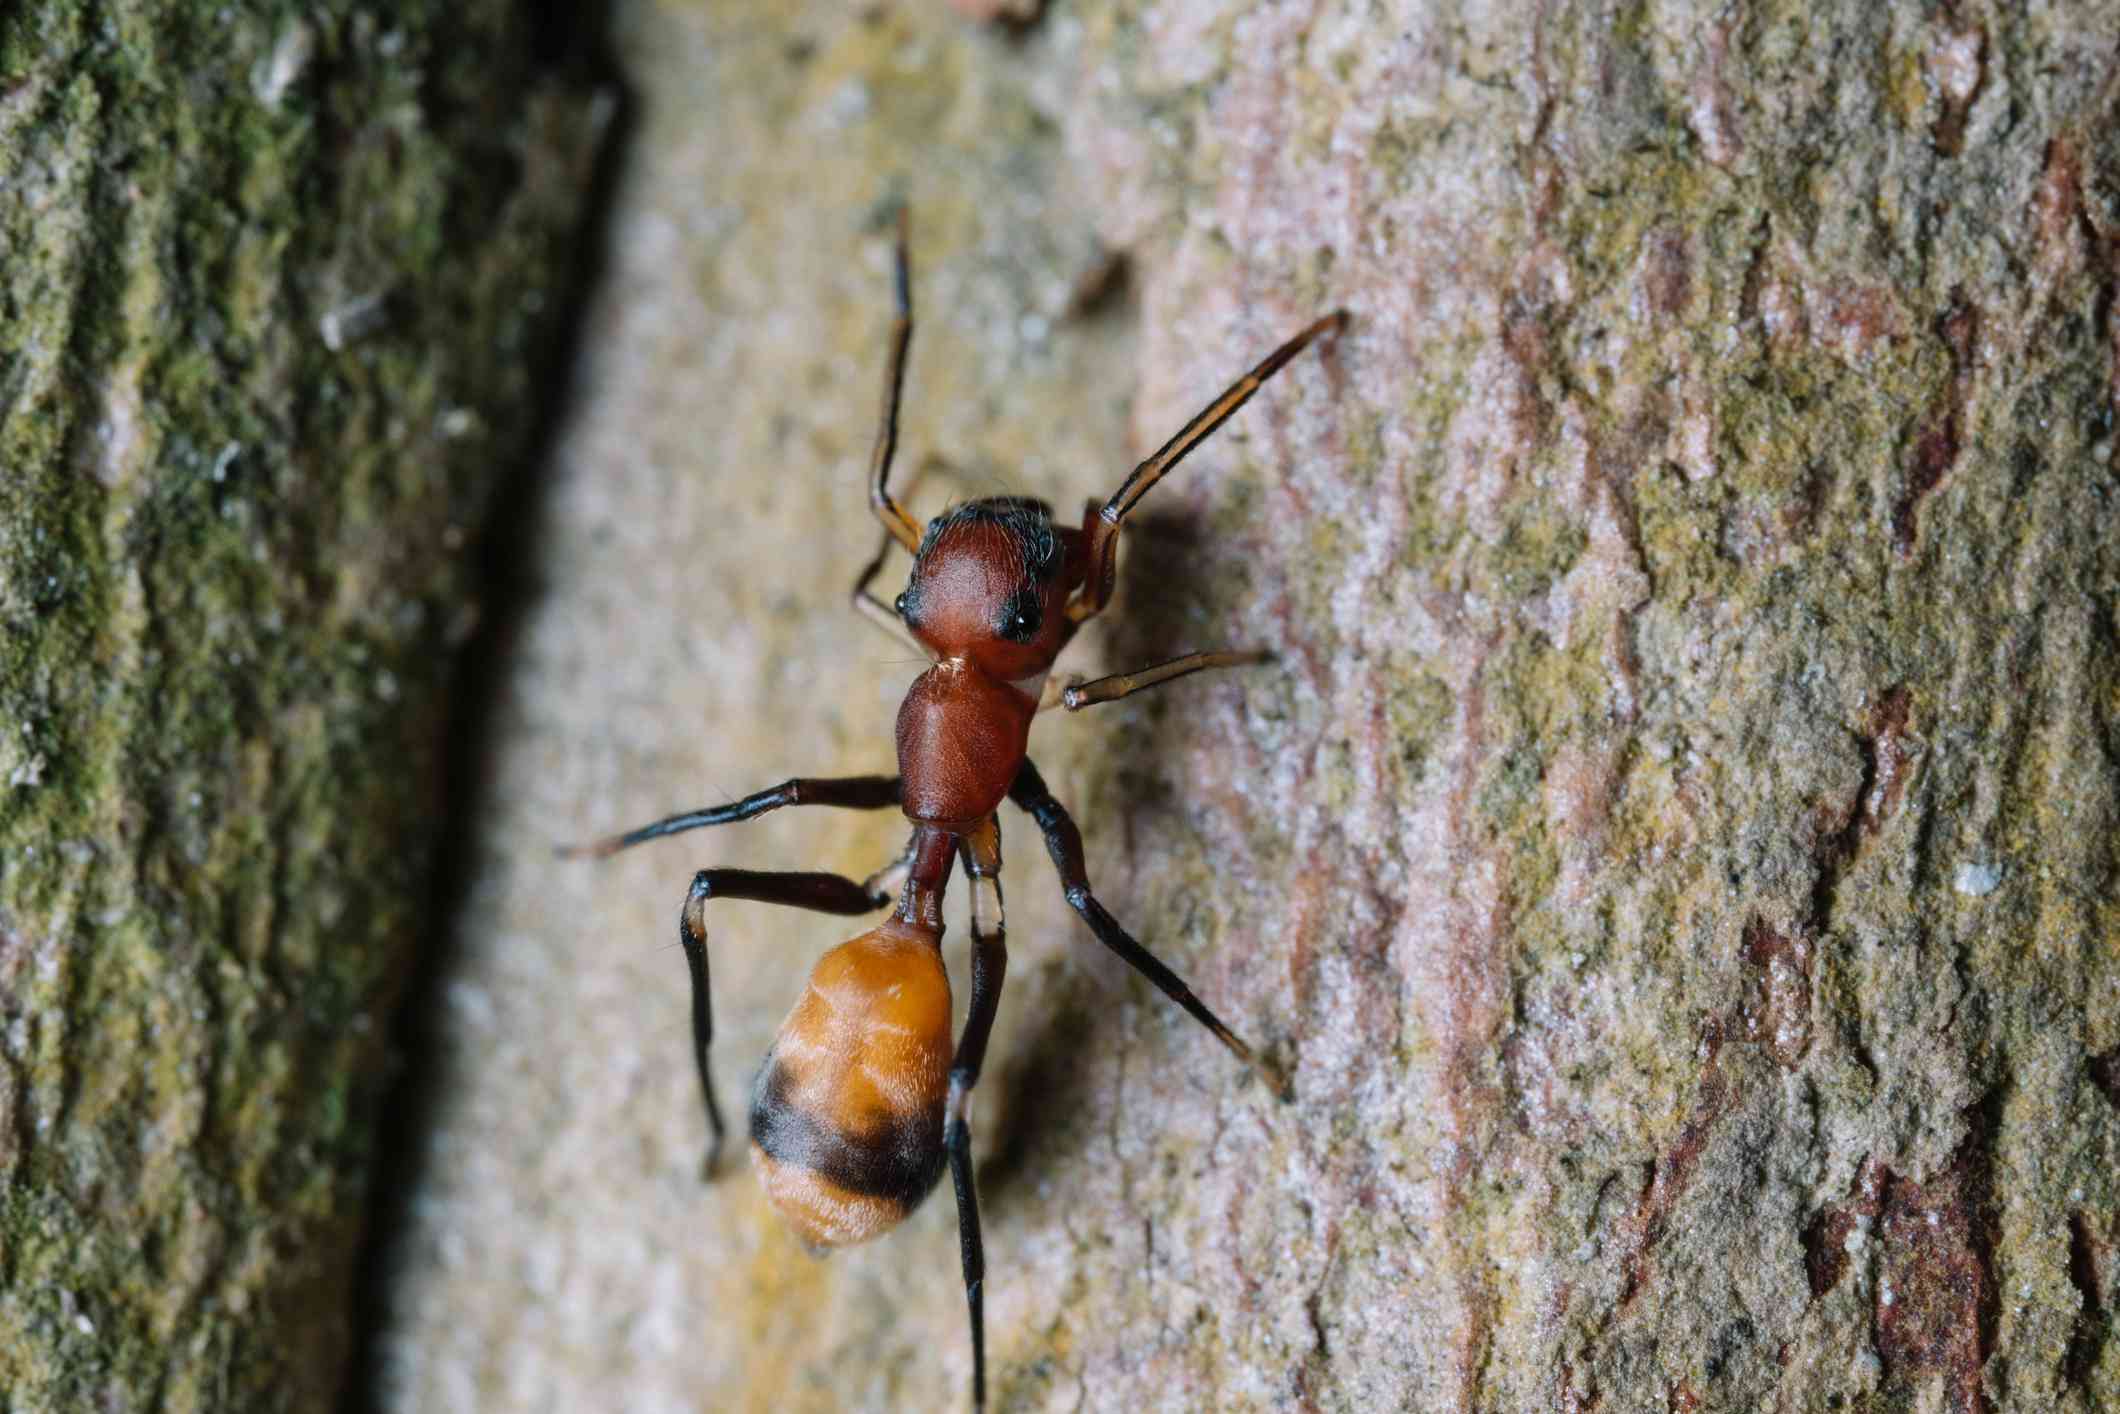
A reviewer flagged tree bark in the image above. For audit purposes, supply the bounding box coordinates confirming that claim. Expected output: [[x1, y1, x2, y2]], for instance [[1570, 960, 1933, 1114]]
[[0, 3, 604, 1409], [383, 0, 2110, 1410]]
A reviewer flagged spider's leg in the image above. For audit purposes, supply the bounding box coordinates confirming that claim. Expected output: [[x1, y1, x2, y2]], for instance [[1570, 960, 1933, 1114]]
[[947, 818, 1008, 1412], [851, 455, 955, 650], [675, 865, 898, 1178], [1072, 310, 1346, 622], [869, 207, 921, 552], [1058, 649, 1270, 711], [558, 775, 901, 859], [1008, 758, 1290, 1100]]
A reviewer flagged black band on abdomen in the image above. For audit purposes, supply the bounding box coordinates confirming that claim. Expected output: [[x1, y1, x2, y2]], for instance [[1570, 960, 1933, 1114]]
[[748, 1059, 946, 1208]]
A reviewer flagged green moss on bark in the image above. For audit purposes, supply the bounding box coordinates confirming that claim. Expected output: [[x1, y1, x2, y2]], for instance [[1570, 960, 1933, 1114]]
[[0, 3, 602, 1408]]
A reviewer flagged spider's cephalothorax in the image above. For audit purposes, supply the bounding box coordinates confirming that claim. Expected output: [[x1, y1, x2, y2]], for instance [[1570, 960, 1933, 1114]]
[[564, 211, 1345, 1411], [892, 497, 1087, 829], [898, 498, 1074, 663]]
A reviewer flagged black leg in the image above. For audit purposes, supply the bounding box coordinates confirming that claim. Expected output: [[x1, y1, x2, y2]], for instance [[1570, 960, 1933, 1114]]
[[949, 1129, 985, 1412], [950, 819, 1008, 1413], [677, 867, 895, 1177], [1007, 759, 1291, 1101], [558, 775, 901, 859]]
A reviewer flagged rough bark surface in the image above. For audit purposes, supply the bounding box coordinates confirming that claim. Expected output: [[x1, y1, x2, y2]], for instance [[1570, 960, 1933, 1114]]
[[0, 4, 602, 1409], [372, 1, 2119, 1411]]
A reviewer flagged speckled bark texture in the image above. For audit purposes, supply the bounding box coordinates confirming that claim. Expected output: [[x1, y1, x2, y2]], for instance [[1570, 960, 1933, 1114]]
[[370, 1, 2119, 1411], [0, 4, 602, 1409]]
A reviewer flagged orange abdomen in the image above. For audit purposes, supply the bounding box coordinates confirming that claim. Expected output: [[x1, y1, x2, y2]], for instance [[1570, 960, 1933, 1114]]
[[747, 922, 953, 1248], [895, 660, 1036, 830]]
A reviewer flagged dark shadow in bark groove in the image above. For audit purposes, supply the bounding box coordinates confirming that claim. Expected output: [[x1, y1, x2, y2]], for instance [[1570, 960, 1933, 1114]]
[[974, 472, 1272, 1235], [1088, 503, 1248, 835], [337, 5, 630, 1409], [977, 978, 1103, 1214]]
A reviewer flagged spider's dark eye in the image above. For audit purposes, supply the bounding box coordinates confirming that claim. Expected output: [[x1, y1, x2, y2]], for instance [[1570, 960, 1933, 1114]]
[[997, 591, 1041, 643], [893, 590, 915, 622]]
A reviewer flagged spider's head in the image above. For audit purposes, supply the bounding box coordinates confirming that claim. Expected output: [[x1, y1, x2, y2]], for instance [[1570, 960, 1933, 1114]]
[[896, 497, 1077, 680]]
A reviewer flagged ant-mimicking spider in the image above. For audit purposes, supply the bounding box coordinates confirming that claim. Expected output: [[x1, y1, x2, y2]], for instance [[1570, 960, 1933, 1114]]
[[563, 211, 1344, 1410]]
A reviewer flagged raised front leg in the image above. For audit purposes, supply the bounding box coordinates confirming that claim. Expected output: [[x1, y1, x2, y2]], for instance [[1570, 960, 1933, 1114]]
[[1008, 758, 1290, 1101], [676, 867, 896, 1177], [1071, 309, 1346, 622]]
